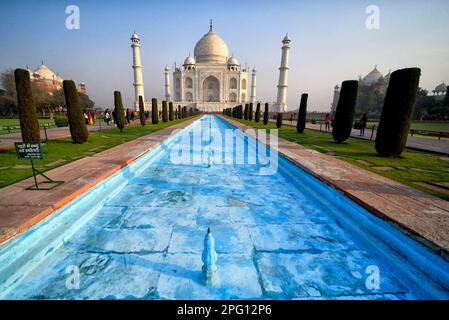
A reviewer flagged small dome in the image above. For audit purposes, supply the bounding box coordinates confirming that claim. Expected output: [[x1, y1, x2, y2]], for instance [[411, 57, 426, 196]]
[[184, 54, 196, 65], [227, 55, 239, 66], [252, 67, 257, 72], [164, 66, 170, 72], [434, 82, 447, 92], [283, 33, 291, 42], [34, 63, 58, 80], [131, 32, 139, 40], [363, 65, 383, 85], [194, 30, 229, 64]]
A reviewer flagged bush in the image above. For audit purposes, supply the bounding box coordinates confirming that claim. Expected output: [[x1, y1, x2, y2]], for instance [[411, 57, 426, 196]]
[[244, 104, 249, 120], [296, 93, 308, 133], [249, 103, 253, 121], [114, 91, 125, 132], [63, 80, 89, 143], [375, 68, 421, 156], [178, 105, 181, 119], [139, 95, 146, 126], [14, 69, 40, 143], [311, 119, 317, 124], [276, 113, 282, 128], [151, 98, 159, 124], [54, 115, 68, 127], [162, 101, 168, 122], [353, 121, 361, 129], [255, 103, 261, 123], [332, 80, 358, 143], [263, 103, 269, 125], [169, 102, 174, 121]]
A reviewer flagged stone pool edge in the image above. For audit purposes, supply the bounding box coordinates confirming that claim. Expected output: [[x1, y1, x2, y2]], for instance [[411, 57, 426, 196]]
[[0, 117, 200, 245], [219, 115, 449, 261]]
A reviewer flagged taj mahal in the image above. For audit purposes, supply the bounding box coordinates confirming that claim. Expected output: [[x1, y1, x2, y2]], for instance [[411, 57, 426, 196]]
[[131, 21, 291, 113]]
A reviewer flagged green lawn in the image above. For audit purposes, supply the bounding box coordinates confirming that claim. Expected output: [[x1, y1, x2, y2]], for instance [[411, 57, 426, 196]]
[[231, 117, 449, 201], [0, 117, 196, 188], [0, 118, 53, 127]]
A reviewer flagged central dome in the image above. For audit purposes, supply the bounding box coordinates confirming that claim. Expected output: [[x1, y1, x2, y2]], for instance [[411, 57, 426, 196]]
[[194, 31, 229, 64]]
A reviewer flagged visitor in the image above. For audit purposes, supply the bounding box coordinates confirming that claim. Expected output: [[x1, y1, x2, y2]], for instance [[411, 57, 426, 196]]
[[126, 108, 131, 124], [83, 112, 89, 125], [325, 113, 331, 131], [130, 110, 135, 124], [112, 109, 117, 124], [104, 109, 111, 126], [330, 111, 335, 128], [360, 113, 368, 137], [145, 110, 150, 120]]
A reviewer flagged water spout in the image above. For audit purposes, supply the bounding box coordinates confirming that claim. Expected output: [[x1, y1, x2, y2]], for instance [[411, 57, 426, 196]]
[[201, 227, 218, 286]]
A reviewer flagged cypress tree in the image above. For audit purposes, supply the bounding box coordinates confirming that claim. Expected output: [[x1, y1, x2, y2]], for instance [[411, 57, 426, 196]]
[[244, 104, 249, 120], [249, 103, 253, 121], [14, 69, 40, 143], [296, 93, 308, 133], [255, 103, 261, 123], [139, 95, 146, 126], [178, 105, 181, 119], [151, 98, 159, 124], [162, 101, 168, 122], [169, 101, 174, 121], [332, 80, 358, 143], [263, 103, 269, 125], [63, 80, 89, 143], [239, 105, 243, 119], [114, 91, 125, 132], [375, 68, 421, 156], [276, 113, 283, 128]]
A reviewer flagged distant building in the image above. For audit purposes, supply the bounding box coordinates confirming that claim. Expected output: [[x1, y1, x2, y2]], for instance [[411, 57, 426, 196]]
[[26, 62, 86, 95], [432, 82, 447, 98]]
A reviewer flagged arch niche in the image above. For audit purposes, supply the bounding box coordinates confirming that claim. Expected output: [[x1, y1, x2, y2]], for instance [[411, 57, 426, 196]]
[[202, 76, 220, 102]]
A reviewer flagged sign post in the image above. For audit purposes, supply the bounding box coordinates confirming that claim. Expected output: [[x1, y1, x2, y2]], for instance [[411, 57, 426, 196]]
[[14, 142, 63, 190]]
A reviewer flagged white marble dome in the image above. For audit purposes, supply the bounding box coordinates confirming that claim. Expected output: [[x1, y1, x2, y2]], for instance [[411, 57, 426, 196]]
[[363, 65, 383, 85], [194, 31, 229, 64], [34, 64, 58, 80], [227, 55, 238, 66], [434, 82, 447, 93], [184, 54, 196, 65]]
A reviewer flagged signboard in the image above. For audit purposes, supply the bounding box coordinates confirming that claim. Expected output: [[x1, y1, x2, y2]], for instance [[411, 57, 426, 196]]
[[15, 142, 43, 160]]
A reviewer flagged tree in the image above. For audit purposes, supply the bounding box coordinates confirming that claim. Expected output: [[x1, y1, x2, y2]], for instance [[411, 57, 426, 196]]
[[375, 68, 422, 156], [244, 103, 249, 120], [178, 105, 181, 119], [169, 101, 174, 121], [296, 93, 308, 133], [139, 95, 146, 126], [263, 103, 269, 125], [63, 80, 89, 143], [114, 91, 125, 132], [332, 80, 358, 143], [249, 103, 253, 121], [14, 69, 40, 143], [152, 98, 159, 124], [255, 103, 261, 123], [162, 101, 168, 122], [276, 113, 282, 128]]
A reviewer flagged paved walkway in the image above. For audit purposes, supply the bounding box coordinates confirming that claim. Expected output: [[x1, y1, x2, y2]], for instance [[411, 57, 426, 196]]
[[225, 116, 449, 260], [0, 123, 112, 150], [270, 119, 449, 155], [0, 118, 198, 244]]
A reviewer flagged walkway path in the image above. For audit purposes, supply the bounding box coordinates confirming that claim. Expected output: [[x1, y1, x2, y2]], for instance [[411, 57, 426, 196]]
[[226, 116, 449, 260], [0, 123, 111, 150], [270, 119, 449, 155], [0, 118, 197, 244]]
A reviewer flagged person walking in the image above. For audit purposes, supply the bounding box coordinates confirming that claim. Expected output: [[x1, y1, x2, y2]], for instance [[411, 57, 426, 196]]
[[126, 108, 131, 124], [359, 113, 368, 137], [325, 113, 331, 131], [105, 109, 111, 126]]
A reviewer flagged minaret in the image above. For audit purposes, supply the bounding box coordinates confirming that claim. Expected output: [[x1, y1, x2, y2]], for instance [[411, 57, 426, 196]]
[[250, 67, 257, 103], [164, 66, 171, 102], [131, 32, 145, 111], [275, 33, 291, 112]]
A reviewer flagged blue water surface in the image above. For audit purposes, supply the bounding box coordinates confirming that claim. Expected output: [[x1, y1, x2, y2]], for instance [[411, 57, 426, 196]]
[[0, 115, 448, 300]]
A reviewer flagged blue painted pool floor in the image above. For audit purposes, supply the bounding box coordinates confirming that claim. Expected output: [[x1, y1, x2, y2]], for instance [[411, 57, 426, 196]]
[[3, 116, 447, 299]]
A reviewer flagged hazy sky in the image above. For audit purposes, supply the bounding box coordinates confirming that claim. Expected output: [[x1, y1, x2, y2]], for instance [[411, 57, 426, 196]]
[[1, 0, 448, 111]]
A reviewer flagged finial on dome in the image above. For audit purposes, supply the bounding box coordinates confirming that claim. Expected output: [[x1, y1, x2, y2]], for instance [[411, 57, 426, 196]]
[[210, 19, 213, 32], [41, 60, 44, 65]]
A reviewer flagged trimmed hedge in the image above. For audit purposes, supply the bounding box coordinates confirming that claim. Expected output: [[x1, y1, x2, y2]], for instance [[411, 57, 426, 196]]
[[151, 98, 159, 124], [276, 113, 282, 128], [63, 80, 89, 143], [375, 68, 421, 156], [255, 103, 261, 123], [169, 102, 174, 121], [114, 91, 125, 132], [332, 80, 358, 143], [54, 116, 68, 127], [162, 101, 168, 122], [14, 68, 40, 143], [296, 93, 308, 133], [178, 105, 181, 119], [244, 104, 249, 120], [249, 103, 253, 121], [263, 103, 269, 125], [139, 95, 146, 126]]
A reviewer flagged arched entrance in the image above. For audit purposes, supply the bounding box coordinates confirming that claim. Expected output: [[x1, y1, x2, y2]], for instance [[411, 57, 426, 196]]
[[202, 76, 220, 102]]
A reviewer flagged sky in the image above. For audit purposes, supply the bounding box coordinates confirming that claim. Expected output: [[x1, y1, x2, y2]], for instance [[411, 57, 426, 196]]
[[0, 0, 448, 111]]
